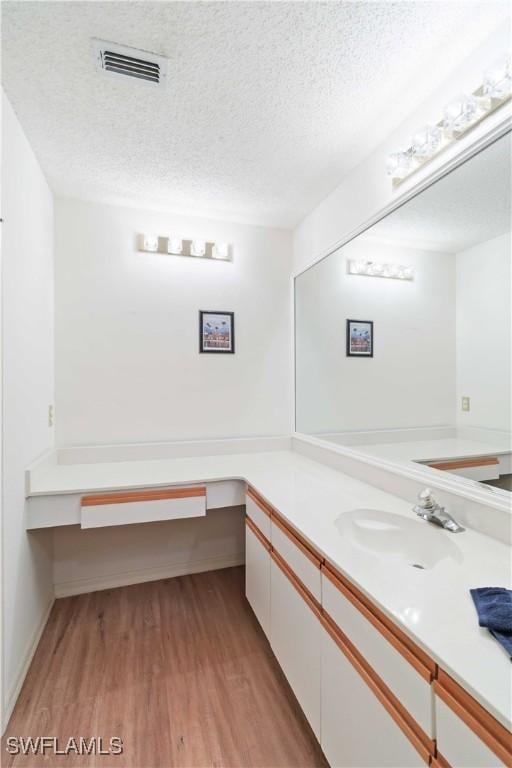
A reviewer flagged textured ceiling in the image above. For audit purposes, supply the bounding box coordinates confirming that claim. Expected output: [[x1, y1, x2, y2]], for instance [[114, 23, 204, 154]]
[[364, 132, 512, 253], [2, 1, 510, 227]]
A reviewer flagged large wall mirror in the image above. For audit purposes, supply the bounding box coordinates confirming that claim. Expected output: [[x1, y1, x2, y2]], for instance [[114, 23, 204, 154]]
[[295, 131, 511, 493]]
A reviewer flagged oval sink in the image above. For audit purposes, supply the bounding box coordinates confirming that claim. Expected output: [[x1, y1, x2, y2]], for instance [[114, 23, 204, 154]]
[[335, 508, 464, 569]]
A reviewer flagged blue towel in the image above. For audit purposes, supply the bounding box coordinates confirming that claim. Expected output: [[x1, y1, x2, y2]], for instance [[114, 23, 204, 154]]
[[490, 630, 512, 657], [470, 587, 512, 658], [470, 588, 512, 632]]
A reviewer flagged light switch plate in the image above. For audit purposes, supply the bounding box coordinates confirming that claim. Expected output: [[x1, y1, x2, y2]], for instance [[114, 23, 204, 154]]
[[461, 396, 470, 412], [48, 404, 54, 427]]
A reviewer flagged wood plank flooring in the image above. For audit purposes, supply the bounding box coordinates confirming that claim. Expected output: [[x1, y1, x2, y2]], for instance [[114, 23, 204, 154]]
[[2, 567, 328, 768]]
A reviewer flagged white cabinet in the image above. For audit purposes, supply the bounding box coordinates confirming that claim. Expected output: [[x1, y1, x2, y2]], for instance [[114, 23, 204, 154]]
[[322, 570, 433, 738], [270, 555, 322, 739], [245, 491, 271, 539], [321, 624, 427, 767], [435, 697, 504, 768], [80, 487, 206, 528], [245, 521, 270, 638], [271, 518, 321, 600]]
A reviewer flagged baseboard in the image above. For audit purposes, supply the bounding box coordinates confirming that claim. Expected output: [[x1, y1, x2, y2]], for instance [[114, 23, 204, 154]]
[[2, 596, 54, 735], [54, 552, 245, 597]]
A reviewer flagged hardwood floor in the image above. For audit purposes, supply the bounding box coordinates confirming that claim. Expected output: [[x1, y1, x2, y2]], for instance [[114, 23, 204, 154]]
[[3, 567, 328, 768]]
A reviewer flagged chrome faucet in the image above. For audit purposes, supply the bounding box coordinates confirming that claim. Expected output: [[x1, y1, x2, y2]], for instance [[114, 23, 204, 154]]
[[413, 489, 465, 533]]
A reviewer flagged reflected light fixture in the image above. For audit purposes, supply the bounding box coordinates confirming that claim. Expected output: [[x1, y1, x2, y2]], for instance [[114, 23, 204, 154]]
[[143, 233, 159, 252], [387, 54, 511, 186], [348, 259, 414, 281]]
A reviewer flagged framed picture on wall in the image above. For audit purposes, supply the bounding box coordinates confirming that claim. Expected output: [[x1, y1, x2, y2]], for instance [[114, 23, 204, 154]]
[[199, 311, 235, 353], [346, 319, 373, 357]]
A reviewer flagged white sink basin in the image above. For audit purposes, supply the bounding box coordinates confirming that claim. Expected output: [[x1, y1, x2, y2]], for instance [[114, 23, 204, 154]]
[[335, 508, 464, 569]]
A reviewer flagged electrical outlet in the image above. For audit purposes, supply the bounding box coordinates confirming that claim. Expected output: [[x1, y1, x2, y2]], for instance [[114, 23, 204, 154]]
[[461, 396, 470, 412], [48, 404, 54, 427]]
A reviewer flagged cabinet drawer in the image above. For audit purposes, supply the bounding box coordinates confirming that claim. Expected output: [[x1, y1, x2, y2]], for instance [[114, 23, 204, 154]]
[[434, 671, 511, 767], [322, 566, 434, 740], [245, 489, 271, 539], [270, 553, 321, 738], [435, 697, 505, 768], [80, 487, 206, 528], [321, 621, 428, 767], [271, 515, 321, 601], [245, 520, 270, 637]]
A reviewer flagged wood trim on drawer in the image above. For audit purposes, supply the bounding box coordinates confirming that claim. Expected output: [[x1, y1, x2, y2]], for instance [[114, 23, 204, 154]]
[[271, 512, 322, 569], [81, 486, 206, 506], [434, 671, 512, 767], [431, 752, 452, 768], [271, 549, 322, 620], [427, 456, 499, 471], [245, 515, 271, 552], [321, 611, 432, 765], [322, 563, 435, 682], [246, 486, 272, 517]]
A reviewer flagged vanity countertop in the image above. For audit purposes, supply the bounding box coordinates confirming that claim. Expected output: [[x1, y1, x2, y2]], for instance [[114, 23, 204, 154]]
[[28, 449, 512, 730]]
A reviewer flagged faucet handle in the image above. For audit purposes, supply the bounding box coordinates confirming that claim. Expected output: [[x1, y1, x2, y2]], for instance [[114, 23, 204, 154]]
[[417, 488, 437, 509]]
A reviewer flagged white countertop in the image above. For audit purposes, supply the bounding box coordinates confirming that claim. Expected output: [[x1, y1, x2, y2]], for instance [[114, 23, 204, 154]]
[[29, 449, 512, 730]]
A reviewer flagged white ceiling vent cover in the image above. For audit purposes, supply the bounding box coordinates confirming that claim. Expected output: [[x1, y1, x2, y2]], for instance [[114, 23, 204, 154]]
[[92, 39, 168, 86]]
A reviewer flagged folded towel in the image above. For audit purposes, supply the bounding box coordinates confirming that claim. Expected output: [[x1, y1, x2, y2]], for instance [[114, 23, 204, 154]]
[[470, 587, 512, 633], [490, 630, 512, 657], [470, 587, 512, 658]]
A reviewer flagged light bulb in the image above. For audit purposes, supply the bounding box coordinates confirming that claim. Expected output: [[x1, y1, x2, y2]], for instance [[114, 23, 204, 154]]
[[143, 234, 159, 252], [167, 236, 183, 255], [443, 95, 479, 136], [386, 150, 412, 179], [213, 242, 230, 260], [349, 260, 363, 274], [483, 56, 512, 99], [191, 239, 206, 257], [411, 125, 442, 159]]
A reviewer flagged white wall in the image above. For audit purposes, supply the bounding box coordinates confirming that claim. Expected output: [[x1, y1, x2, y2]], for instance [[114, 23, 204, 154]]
[[1, 93, 55, 729], [293, 26, 512, 275], [55, 197, 292, 446], [295, 239, 455, 433], [53, 506, 244, 597], [456, 232, 511, 432]]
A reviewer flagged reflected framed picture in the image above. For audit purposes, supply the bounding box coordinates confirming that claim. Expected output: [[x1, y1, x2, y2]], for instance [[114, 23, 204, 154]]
[[199, 311, 235, 354], [346, 319, 373, 357]]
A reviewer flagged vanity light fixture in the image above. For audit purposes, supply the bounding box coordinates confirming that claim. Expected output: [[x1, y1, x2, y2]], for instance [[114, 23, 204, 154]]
[[387, 54, 511, 186], [348, 259, 414, 281], [139, 233, 233, 261]]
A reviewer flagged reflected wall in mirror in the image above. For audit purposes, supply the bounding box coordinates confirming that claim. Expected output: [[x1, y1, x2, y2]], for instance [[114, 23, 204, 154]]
[[295, 132, 511, 492]]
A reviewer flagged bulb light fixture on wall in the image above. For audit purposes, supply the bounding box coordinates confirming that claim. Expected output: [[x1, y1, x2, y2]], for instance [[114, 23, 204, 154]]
[[387, 55, 511, 186], [348, 259, 414, 281], [138, 234, 233, 261]]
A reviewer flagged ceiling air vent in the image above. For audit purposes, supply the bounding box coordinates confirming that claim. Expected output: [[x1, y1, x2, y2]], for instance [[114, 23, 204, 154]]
[[92, 39, 168, 87]]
